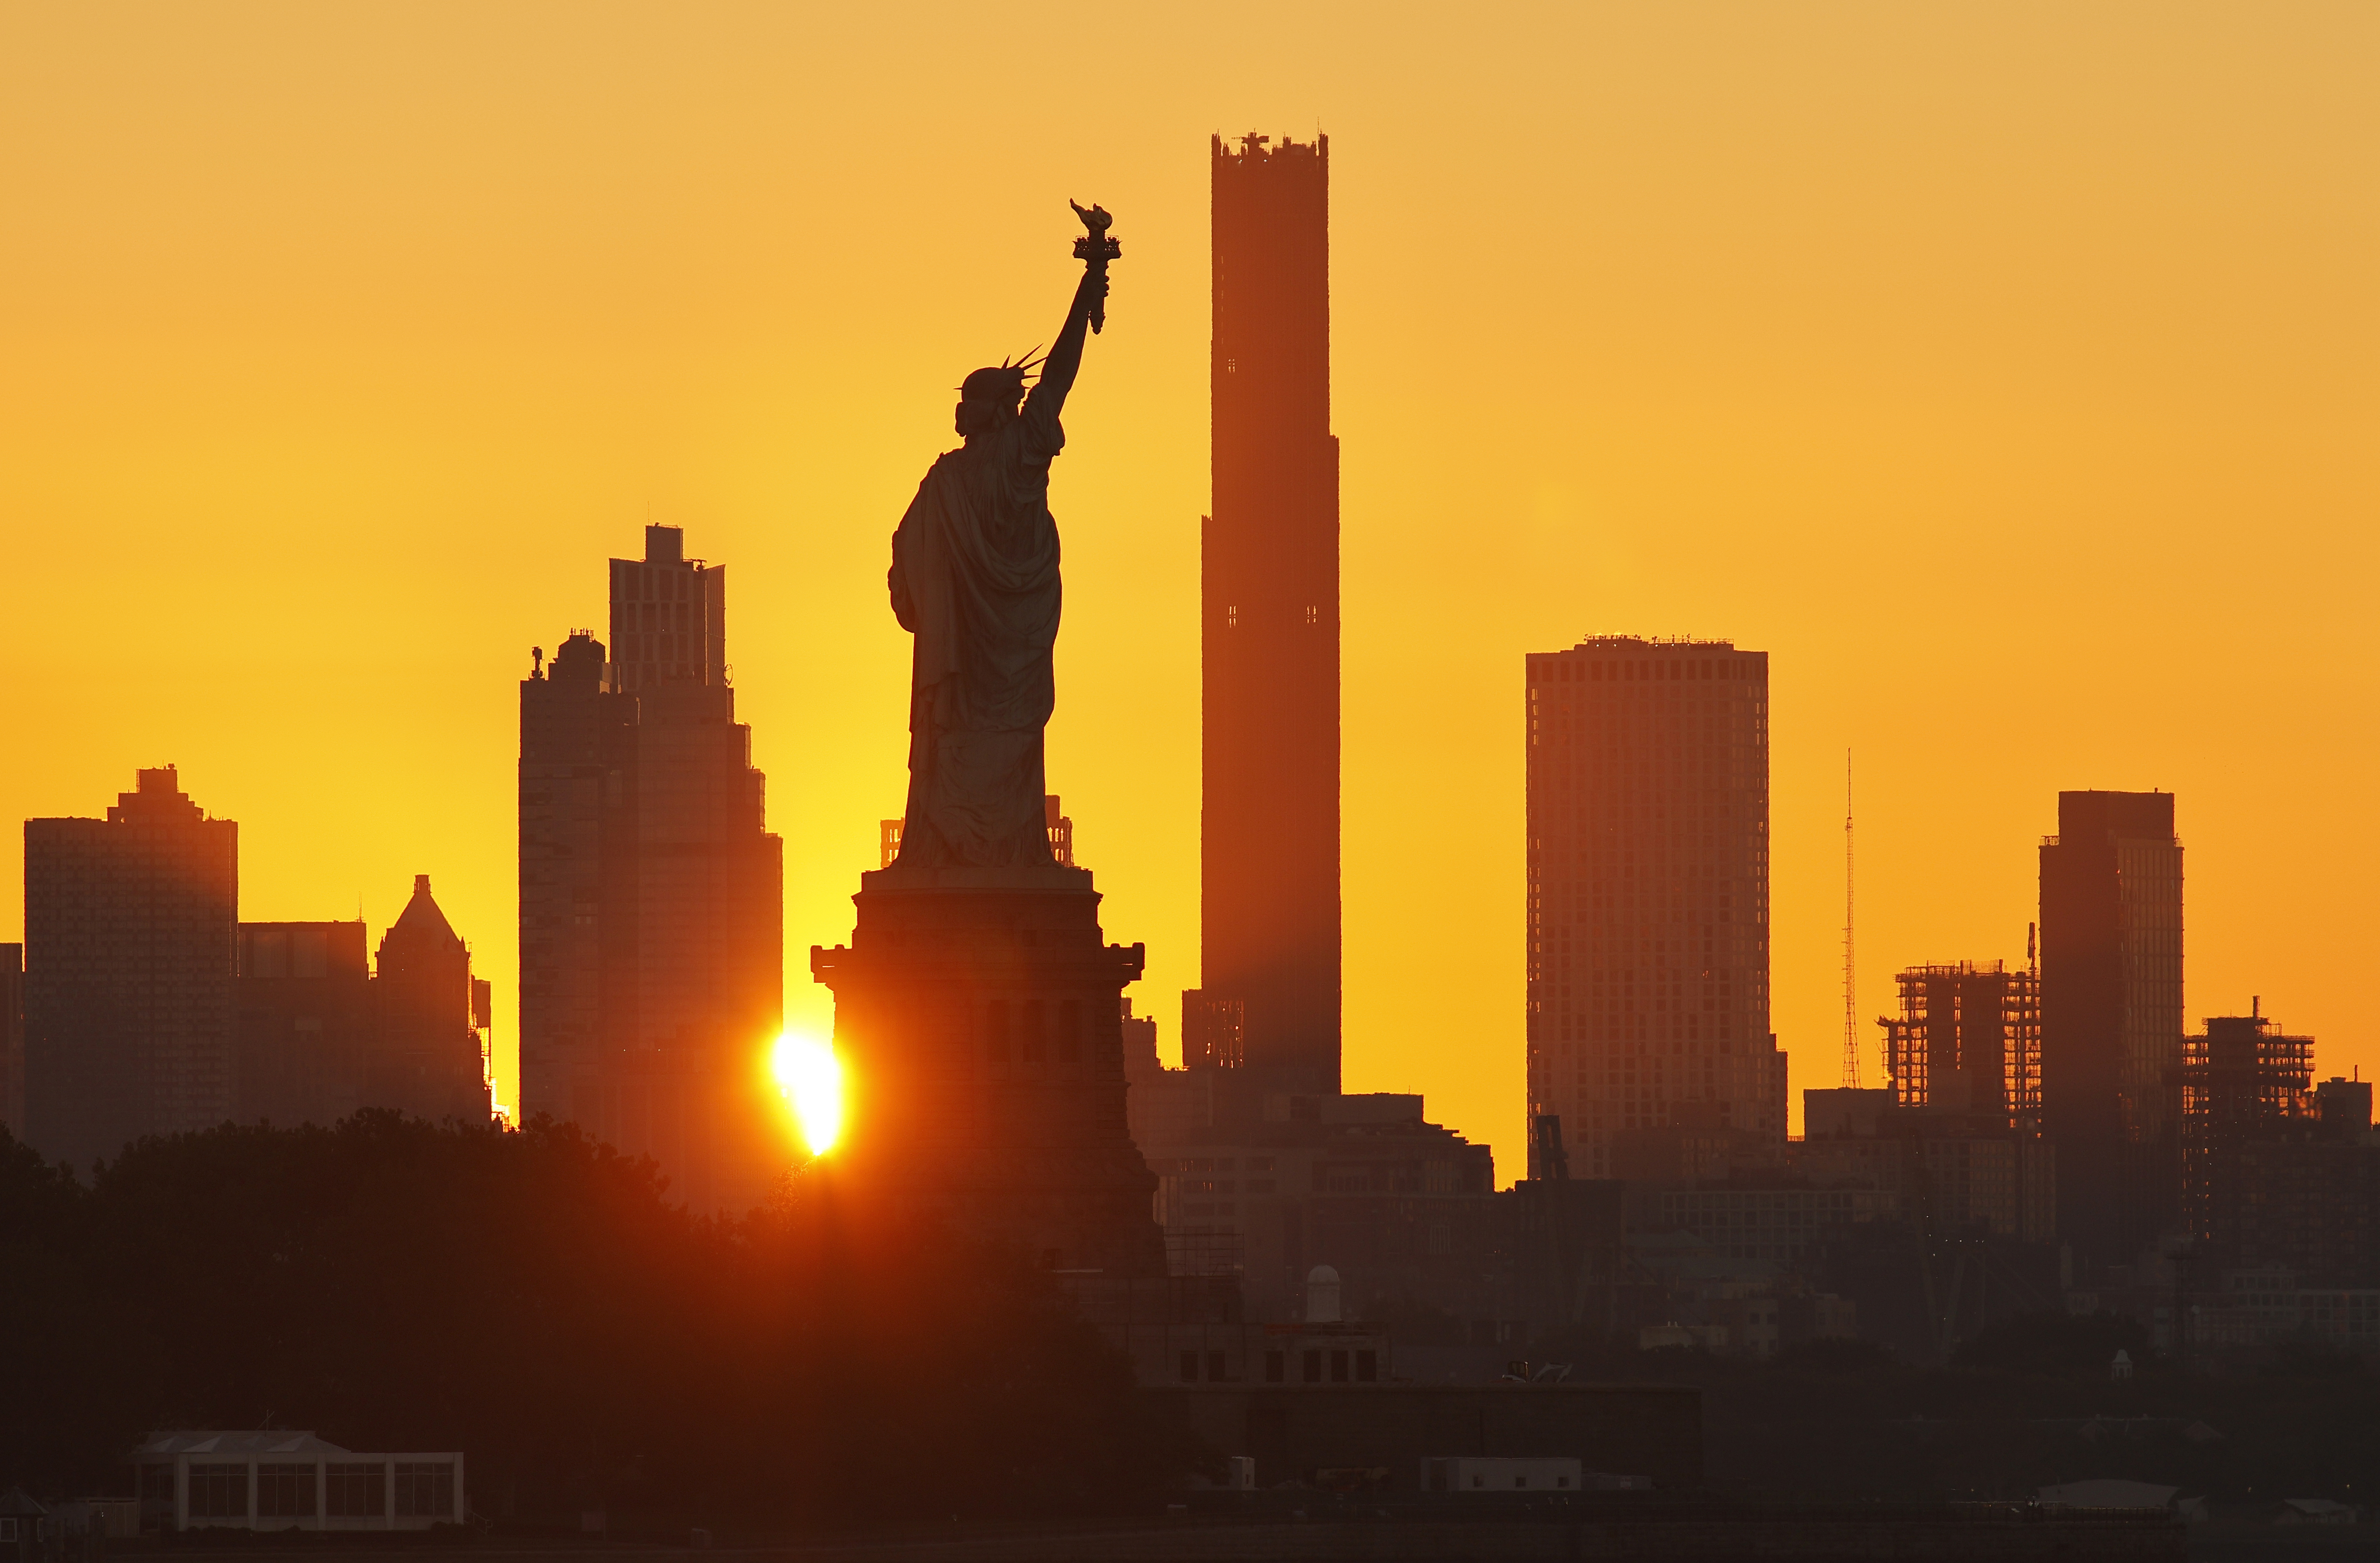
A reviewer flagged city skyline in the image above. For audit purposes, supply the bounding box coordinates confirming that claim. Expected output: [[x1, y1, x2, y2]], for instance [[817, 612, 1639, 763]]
[[3, 7, 2375, 1172]]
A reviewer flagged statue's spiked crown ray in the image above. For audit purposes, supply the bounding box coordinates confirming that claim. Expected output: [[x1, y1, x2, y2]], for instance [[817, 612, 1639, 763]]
[[958, 348, 1044, 407]]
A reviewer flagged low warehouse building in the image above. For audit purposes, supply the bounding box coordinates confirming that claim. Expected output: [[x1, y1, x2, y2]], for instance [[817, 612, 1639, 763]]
[[134, 1432, 464, 1532]]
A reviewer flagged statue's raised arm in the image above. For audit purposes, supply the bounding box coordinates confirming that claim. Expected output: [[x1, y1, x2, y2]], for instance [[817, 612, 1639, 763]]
[[1030, 202, 1119, 418]]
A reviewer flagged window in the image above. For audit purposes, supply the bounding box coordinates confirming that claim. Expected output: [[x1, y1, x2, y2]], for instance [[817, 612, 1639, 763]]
[[325, 1463, 384, 1518], [1356, 1350, 1378, 1383], [394, 1463, 453, 1519], [2, 1520, 17, 1542], [141, 1465, 173, 1502], [1301, 1349, 1322, 1383], [189, 1464, 246, 1520], [1265, 1350, 1285, 1383], [1021, 999, 1046, 1063], [1207, 1350, 1226, 1382], [985, 1000, 1011, 1062], [1058, 998, 1081, 1063], [258, 1463, 315, 1518], [1330, 1350, 1350, 1383], [1179, 1350, 1200, 1383]]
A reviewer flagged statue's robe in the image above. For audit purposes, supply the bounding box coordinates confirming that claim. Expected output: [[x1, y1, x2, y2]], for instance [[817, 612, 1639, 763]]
[[888, 385, 1065, 868]]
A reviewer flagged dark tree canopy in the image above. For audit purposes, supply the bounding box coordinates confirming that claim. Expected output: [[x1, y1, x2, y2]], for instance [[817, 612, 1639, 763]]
[[0, 1115, 1191, 1525]]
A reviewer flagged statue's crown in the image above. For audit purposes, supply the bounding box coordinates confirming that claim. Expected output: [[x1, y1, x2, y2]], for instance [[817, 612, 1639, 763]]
[[959, 350, 1043, 406]]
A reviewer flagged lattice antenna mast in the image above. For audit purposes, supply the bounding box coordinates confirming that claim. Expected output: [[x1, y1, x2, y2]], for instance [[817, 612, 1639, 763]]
[[1842, 749, 1861, 1088]]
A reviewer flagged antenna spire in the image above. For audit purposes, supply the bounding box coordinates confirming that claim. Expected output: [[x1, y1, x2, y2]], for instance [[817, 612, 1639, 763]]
[[1842, 748, 1861, 1089]]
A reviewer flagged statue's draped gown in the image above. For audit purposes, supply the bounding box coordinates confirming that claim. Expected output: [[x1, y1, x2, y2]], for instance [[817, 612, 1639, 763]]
[[888, 384, 1066, 868]]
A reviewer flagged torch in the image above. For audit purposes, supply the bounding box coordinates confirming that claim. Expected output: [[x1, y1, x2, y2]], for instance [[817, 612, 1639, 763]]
[[1070, 200, 1120, 334]]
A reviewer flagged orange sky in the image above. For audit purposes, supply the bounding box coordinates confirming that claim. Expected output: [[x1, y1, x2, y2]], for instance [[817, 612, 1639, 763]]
[[3, 3, 2374, 1176]]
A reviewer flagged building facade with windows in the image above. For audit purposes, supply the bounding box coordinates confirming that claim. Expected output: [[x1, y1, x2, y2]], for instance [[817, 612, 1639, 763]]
[[2040, 790, 2185, 1268], [135, 1431, 463, 1532], [1524, 639, 1786, 1180], [24, 768, 238, 1169], [519, 525, 786, 1215]]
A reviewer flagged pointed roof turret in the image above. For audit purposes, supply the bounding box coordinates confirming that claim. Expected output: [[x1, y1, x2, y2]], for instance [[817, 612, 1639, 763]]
[[387, 874, 461, 950]]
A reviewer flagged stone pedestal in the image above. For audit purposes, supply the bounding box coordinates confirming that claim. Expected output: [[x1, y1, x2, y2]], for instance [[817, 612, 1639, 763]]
[[809, 862, 1166, 1276]]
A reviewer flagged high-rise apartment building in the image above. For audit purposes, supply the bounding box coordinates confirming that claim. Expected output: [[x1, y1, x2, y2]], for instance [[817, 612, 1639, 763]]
[[520, 525, 786, 1214], [1524, 640, 1785, 1178], [24, 767, 239, 1168], [1202, 132, 1340, 1097], [2040, 790, 2184, 1265]]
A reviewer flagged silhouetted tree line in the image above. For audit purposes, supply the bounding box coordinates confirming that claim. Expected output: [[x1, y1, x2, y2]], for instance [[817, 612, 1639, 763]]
[[0, 1113, 1193, 1526]]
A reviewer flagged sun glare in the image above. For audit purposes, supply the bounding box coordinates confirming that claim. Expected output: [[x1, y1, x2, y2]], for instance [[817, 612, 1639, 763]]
[[772, 1032, 843, 1156]]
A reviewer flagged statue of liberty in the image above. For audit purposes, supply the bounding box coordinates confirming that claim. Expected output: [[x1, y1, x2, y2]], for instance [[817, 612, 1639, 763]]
[[887, 204, 1117, 870]]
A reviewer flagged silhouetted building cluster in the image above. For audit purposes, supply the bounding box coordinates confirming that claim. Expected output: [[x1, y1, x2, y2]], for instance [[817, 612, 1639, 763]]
[[518, 524, 786, 1217], [236, 880, 492, 1132], [16, 768, 493, 1170], [1565, 780, 2376, 1363], [15, 126, 2372, 1464]]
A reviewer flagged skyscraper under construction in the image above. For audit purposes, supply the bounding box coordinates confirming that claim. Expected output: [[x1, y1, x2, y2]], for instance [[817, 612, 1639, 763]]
[[1200, 132, 1340, 1097], [519, 524, 786, 1214], [1524, 640, 1787, 1179]]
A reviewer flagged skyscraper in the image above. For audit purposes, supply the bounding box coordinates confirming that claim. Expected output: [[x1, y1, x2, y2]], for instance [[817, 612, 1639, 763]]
[[1202, 132, 1340, 1098], [24, 767, 238, 1168], [520, 525, 786, 1214], [2040, 789, 2184, 1266], [369, 876, 494, 1125], [235, 918, 371, 1129], [1524, 640, 1785, 1179]]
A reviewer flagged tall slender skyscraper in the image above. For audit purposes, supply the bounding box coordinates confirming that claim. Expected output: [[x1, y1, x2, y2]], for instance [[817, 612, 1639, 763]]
[[2040, 789, 2184, 1267], [1525, 641, 1786, 1179], [1203, 132, 1340, 1096], [24, 767, 238, 1167], [520, 525, 786, 1213]]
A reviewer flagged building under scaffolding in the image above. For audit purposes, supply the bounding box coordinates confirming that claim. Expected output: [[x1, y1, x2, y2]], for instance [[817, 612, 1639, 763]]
[[1880, 960, 2042, 1127], [2177, 1006, 2314, 1248]]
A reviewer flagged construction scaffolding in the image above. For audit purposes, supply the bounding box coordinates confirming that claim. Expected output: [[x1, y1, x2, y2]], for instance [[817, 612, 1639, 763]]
[[2177, 1008, 2314, 1242], [1878, 959, 2042, 1126]]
